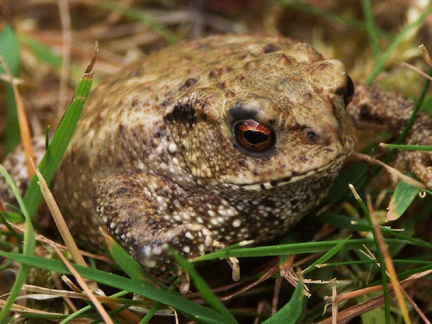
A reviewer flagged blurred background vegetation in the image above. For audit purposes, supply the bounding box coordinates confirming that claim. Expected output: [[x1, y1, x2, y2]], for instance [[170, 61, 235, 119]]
[[1, 1, 432, 323]]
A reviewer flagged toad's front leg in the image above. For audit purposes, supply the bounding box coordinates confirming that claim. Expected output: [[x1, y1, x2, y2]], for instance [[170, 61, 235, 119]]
[[93, 172, 239, 292]]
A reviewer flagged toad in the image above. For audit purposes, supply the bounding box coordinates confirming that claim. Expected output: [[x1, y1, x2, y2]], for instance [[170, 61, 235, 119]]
[[1, 35, 431, 292]]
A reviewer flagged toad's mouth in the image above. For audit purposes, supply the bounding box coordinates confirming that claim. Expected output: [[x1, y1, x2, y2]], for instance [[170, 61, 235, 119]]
[[236, 154, 347, 191]]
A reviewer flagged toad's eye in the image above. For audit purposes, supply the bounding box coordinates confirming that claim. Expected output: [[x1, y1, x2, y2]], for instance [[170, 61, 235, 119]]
[[234, 120, 276, 153], [344, 75, 355, 107]]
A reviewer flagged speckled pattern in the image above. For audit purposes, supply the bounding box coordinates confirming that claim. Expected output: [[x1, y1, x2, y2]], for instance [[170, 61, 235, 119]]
[[53, 35, 356, 275], [2, 35, 431, 285]]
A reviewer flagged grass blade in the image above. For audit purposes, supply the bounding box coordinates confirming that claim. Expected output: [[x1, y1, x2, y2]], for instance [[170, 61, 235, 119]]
[[367, 8, 432, 83], [361, 0, 379, 56], [0, 25, 20, 152], [0, 250, 233, 323], [172, 250, 238, 323], [0, 167, 35, 322], [262, 279, 304, 323], [387, 181, 420, 221], [23, 48, 97, 218], [302, 237, 351, 275]]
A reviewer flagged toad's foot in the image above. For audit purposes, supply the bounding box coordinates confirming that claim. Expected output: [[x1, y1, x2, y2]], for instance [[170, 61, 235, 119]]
[[175, 258, 239, 294], [133, 224, 239, 293]]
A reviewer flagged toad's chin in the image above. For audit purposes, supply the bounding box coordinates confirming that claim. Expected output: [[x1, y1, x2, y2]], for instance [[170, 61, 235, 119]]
[[230, 154, 348, 192]]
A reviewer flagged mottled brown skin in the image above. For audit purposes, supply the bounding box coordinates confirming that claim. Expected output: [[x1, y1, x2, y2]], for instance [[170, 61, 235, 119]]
[[1, 35, 431, 287], [54, 35, 357, 275]]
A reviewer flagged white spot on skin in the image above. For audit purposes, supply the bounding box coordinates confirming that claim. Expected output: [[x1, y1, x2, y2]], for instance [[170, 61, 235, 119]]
[[182, 246, 190, 253], [217, 209, 227, 217], [198, 244, 205, 253], [233, 219, 241, 227], [136, 161, 145, 170], [142, 260, 157, 268], [168, 143, 177, 153], [152, 246, 162, 255], [204, 235, 214, 248], [143, 246, 152, 256], [156, 196, 165, 205], [181, 212, 190, 221], [155, 145, 164, 155], [185, 231, 194, 240]]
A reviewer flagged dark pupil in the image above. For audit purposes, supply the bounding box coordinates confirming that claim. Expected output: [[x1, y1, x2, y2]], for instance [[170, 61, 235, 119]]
[[244, 130, 268, 144]]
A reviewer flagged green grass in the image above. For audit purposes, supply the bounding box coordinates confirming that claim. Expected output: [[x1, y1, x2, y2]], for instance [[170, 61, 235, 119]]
[[1, 1, 432, 323], [0, 26, 20, 153]]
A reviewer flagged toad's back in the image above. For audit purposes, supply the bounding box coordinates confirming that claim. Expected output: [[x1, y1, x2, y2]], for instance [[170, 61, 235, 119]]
[[54, 35, 356, 273]]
